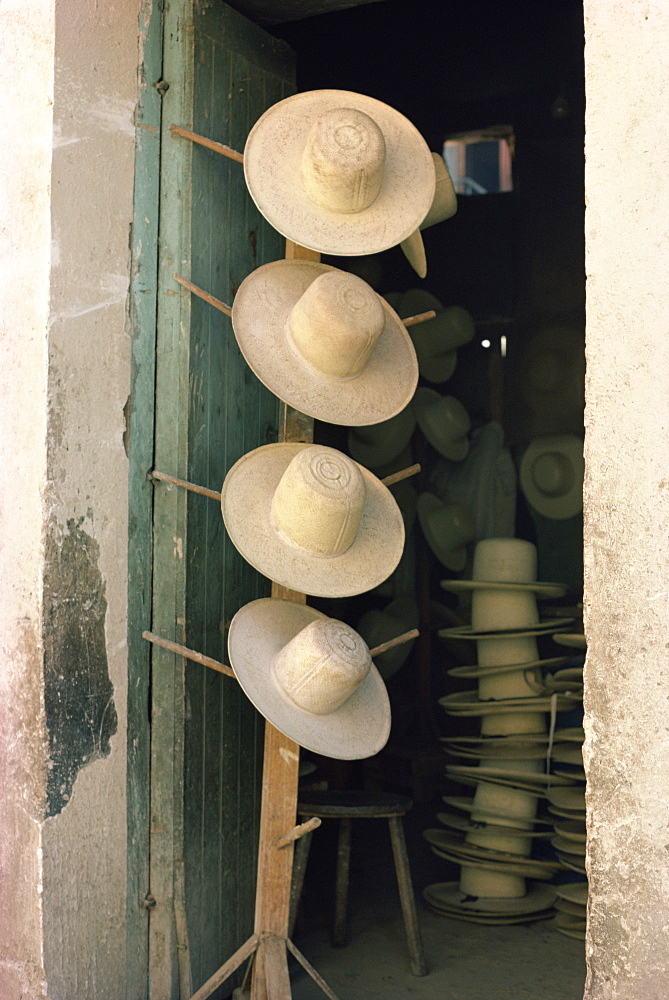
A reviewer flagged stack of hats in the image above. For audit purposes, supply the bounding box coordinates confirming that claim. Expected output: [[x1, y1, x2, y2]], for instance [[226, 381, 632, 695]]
[[422, 538, 584, 924], [218, 89, 440, 761]]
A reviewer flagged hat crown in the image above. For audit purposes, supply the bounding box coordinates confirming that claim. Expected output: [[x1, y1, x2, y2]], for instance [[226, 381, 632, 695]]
[[420, 153, 457, 230], [270, 446, 366, 558], [423, 499, 474, 548], [472, 538, 537, 584], [410, 306, 475, 359], [301, 107, 385, 215], [531, 451, 574, 497], [273, 618, 372, 715], [287, 271, 385, 380]]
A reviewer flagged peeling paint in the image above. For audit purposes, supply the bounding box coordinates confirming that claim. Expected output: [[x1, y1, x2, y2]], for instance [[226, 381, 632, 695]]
[[42, 518, 117, 817]]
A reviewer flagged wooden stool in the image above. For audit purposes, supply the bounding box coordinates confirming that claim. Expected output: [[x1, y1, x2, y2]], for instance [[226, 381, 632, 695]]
[[293, 790, 427, 976]]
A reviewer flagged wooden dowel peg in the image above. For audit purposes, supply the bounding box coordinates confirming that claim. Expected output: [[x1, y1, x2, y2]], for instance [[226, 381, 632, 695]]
[[369, 628, 419, 659], [403, 309, 436, 327], [169, 124, 244, 163], [173, 274, 232, 317], [275, 816, 321, 850], [381, 463, 421, 487], [150, 469, 221, 502], [142, 630, 235, 679]]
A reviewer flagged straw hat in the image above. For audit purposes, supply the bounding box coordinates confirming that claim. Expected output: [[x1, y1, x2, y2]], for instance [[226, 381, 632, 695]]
[[356, 596, 418, 680], [414, 388, 471, 461], [243, 90, 435, 256], [470, 781, 541, 824], [480, 711, 548, 738], [398, 290, 475, 383], [231, 260, 418, 427], [520, 435, 584, 520], [227, 598, 390, 760], [417, 494, 475, 570], [448, 655, 569, 680], [555, 882, 588, 906], [521, 323, 585, 422], [221, 443, 404, 598], [347, 401, 416, 469], [438, 617, 573, 640], [423, 881, 557, 920], [427, 840, 559, 880], [437, 813, 552, 839], [552, 632, 587, 649], [399, 153, 457, 278], [441, 538, 566, 598]]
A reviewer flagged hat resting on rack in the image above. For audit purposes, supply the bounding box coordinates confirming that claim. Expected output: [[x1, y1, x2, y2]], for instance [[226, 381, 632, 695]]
[[519, 434, 584, 520], [243, 90, 435, 256], [221, 443, 404, 598], [417, 494, 476, 571], [356, 596, 418, 680], [232, 260, 418, 427], [347, 401, 416, 469], [228, 598, 390, 759], [414, 388, 471, 461], [399, 153, 458, 278], [398, 290, 475, 383]]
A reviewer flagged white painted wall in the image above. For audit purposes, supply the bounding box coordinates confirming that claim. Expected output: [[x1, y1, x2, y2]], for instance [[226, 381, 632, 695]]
[[583, 1, 669, 997]]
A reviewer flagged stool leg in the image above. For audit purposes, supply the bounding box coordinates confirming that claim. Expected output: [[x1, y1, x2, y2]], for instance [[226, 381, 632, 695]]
[[388, 816, 427, 976], [333, 817, 352, 947]]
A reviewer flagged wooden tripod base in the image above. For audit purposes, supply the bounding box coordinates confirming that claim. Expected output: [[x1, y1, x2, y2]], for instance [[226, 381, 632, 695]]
[[189, 931, 340, 1000]]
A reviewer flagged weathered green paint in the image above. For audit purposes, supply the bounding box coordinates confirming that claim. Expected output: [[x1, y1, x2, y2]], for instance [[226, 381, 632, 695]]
[[127, 0, 165, 994], [148, 2, 294, 995]]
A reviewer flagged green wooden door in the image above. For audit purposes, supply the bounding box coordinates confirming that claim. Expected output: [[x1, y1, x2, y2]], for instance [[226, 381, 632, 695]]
[[148, 4, 295, 996]]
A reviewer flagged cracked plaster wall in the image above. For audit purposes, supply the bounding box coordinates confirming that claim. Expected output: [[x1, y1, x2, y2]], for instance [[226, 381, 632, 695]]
[[583, 1, 669, 997]]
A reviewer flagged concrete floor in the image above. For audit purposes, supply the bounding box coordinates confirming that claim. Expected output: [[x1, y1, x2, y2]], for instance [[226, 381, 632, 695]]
[[289, 797, 587, 1000]]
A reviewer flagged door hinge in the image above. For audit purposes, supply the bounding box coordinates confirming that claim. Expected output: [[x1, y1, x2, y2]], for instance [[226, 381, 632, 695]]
[[153, 79, 170, 97], [142, 892, 157, 909]]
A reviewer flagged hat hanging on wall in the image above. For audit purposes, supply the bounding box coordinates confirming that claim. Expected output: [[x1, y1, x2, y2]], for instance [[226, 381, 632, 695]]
[[243, 89, 435, 256], [414, 387, 471, 460], [398, 290, 475, 383], [228, 598, 390, 759], [347, 400, 416, 469], [399, 153, 458, 278], [519, 434, 584, 520], [221, 443, 404, 598], [356, 596, 419, 680], [521, 323, 585, 423], [416, 493, 476, 571], [232, 260, 418, 427]]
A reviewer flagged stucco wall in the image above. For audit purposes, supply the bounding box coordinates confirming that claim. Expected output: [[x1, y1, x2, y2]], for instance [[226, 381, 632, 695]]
[[41, 1, 142, 997], [0, 1, 53, 996], [583, 1, 669, 997], [1, 0, 142, 997]]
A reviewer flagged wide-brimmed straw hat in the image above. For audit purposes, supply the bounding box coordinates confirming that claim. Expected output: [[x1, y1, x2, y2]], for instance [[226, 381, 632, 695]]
[[417, 493, 475, 570], [414, 388, 471, 461], [243, 90, 435, 256], [221, 443, 404, 598], [232, 260, 418, 427], [441, 537, 566, 598], [398, 290, 475, 383], [520, 434, 584, 520], [228, 598, 390, 759], [347, 401, 416, 469], [439, 689, 580, 716], [400, 153, 458, 278]]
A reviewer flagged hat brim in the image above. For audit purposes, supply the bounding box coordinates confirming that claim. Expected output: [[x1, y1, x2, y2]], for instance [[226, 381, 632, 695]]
[[439, 689, 581, 716], [427, 842, 559, 879], [232, 260, 418, 427], [424, 829, 561, 871], [227, 598, 390, 760], [414, 387, 470, 460], [437, 813, 552, 838], [552, 632, 587, 649], [448, 655, 570, 679], [444, 764, 573, 788], [519, 434, 584, 520], [221, 443, 404, 599], [438, 617, 574, 639], [423, 881, 557, 918], [399, 229, 427, 279], [440, 578, 567, 598], [243, 90, 435, 256], [441, 795, 554, 827]]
